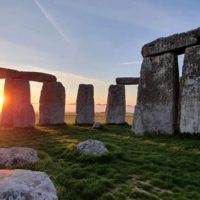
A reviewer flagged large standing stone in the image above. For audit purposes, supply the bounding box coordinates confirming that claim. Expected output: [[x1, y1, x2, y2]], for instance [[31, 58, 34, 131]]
[[142, 27, 200, 57], [1, 79, 35, 128], [179, 45, 200, 134], [75, 84, 94, 125], [0, 169, 58, 200], [133, 53, 179, 135], [105, 85, 126, 124], [39, 82, 65, 125]]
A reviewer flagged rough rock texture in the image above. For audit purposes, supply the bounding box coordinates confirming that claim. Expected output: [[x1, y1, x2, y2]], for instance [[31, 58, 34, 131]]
[[116, 77, 139, 85], [142, 27, 200, 57], [92, 122, 103, 129], [17, 72, 57, 82], [1, 79, 35, 128], [0, 147, 39, 166], [77, 139, 108, 155], [75, 84, 94, 125], [0, 169, 58, 200], [105, 85, 126, 124], [179, 45, 200, 134], [0, 67, 57, 82], [39, 82, 65, 125], [133, 53, 179, 136]]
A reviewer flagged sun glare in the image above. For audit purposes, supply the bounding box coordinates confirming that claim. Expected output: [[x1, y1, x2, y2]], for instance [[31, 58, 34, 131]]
[[0, 95, 4, 106]]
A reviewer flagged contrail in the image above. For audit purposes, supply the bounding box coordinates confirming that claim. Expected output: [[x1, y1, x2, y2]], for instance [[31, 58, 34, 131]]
[[33, 0, 71, 44]]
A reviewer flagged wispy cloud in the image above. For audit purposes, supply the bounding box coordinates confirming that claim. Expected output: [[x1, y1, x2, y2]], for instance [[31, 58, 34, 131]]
[[60, 0, 188, 34], [120, 61, 142, 65], [33, 0, 71, 44]]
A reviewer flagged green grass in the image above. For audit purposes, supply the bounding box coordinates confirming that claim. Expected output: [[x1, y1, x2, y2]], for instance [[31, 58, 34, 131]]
[[0, 124, 200, 199], [35, 112, 133, 125]]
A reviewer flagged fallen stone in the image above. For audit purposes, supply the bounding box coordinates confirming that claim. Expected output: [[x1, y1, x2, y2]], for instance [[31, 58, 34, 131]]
[[0, 147, 39, 166], [116, 77, 139, 85], [39, 82, 65, 125], [92, 122, 103, 129], [77, 139, 108, 155], [75, 84, 94, 125], [179, 45, 200, 134], [0, 169, 58, 200], [142, 27, 200, 57], [1, 79, 35, 128], [106, 85, 126, 124], [0, 67, 57, 82], [133, 53, 179, 135]]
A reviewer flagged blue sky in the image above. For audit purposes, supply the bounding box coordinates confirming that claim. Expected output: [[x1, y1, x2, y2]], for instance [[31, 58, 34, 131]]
[[0, 0, 199, 110]]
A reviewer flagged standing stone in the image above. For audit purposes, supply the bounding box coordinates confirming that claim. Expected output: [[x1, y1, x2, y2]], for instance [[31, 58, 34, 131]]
[[75, 84, 94, 125], [1, 79, 35, 128], [133, 53, 179, 135], [179, 45, 200, 134], [39, 82, 65, 125], [105, 85, 126, 124]]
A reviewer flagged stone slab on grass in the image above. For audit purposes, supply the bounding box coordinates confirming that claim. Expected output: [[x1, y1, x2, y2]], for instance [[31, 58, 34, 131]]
[[0, 147, 39, 166], [0, 169, 58, 200]]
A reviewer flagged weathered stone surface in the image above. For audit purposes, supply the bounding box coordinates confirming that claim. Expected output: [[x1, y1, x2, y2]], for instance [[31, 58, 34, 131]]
[[17, 71, 57, 82], [116, 77, 139, 85], [1, 79, 35, 128], [0, 147, 39, 166], [142, 27, 200, 57], [0, 67, 18, 78], [39, 82, 65, 125], [77, 139, 108, 155], [105, 85, 125, 124], [0, 67, 57, 82], [92, 122, 103, 129], [179, 45, 200, 134], [0, 169, 58, 200], [133, 53, 179, 135], [75, 84, 94, 125]]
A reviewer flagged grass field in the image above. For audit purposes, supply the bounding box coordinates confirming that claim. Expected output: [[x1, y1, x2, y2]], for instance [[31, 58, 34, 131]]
[[1, 115, 200, 199], [64, 113, 133, 125]]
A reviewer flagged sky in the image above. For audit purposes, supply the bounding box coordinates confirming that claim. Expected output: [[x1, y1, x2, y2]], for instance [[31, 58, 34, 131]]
[[0, 0, 199, 112]]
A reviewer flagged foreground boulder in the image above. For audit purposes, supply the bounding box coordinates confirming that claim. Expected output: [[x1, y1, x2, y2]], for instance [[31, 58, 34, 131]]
[[179, 45, 200, 134], [0, 147, 39, 166], [39, 82, 65, 125], [75, 84, 94, 125], [0, 169, 58, 200], [77, 139, 108, 155], [106, 85, 126, 124], [133, 53, 179, 135], [142, 27, 200, 57], [1, 79, 35, 128]]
